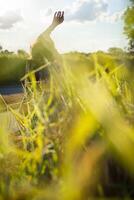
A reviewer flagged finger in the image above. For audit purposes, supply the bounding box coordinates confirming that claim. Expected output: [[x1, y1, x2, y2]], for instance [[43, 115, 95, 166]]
[[61, 11, 64, 18], [57, 11, 61, 18], [54, 12, 57, 18]]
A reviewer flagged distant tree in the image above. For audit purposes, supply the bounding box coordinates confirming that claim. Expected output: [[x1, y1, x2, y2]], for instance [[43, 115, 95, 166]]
[[96, 50, 105, 54], [0, 45, 3, 52], [124, 0, 134, 52], [17, 49, 29, 57], [2, 49, 14, 55], [4, 50, 10, 54], [108, 47, 124, 55]]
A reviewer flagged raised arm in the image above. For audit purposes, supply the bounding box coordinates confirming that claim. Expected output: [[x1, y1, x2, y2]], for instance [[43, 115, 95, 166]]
[[31, 11, 64, 68], [40, 11, 64, 37]]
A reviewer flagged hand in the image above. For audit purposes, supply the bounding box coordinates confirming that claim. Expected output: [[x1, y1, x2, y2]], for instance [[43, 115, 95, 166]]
[[52, 11, 64, 27], [41, 11, 64, 36]]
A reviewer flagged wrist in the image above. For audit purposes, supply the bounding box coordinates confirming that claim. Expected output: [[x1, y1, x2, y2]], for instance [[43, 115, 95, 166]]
[[51, 22, 58, 29]]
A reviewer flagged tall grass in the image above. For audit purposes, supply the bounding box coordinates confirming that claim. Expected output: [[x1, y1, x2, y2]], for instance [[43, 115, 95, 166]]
[[0, 53, 134, 199]]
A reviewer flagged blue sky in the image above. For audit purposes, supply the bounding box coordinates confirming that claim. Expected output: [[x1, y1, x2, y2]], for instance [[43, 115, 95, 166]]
[[0, 0, 129, 53]]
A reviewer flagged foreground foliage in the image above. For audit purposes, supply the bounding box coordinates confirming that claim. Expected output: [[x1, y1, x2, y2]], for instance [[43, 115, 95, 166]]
[[0, 52, 134, 199]]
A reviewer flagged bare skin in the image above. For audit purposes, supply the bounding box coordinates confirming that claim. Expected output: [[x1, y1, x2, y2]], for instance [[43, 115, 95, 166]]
[[0, 11, 65, 101], [31, 11, 64, 67], [41, 11, 64, 36]]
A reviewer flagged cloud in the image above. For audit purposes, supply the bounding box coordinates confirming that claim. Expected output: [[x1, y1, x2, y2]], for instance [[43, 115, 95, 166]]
[[0, 10, 23, 30], [43, 0, 108, 22], [65, 0, 108, 22], [44, 0, 124, 24]]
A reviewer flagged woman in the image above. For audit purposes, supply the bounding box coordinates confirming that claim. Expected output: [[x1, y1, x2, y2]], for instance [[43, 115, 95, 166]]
[[32, 11, 64, 68], [0, 11, 64, 94], [31, 11, 64, 81]]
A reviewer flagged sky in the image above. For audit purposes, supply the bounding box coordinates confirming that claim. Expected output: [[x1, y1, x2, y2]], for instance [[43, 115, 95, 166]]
[[0, 0, 129, 53]]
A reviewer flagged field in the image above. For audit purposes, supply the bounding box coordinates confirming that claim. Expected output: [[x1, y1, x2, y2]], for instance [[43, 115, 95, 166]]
[[0, 50, 134, 199]]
